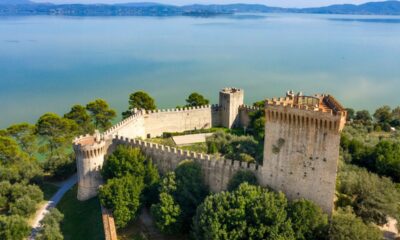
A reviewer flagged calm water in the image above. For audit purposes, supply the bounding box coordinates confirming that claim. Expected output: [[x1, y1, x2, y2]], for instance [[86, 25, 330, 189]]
[[1, 14, 400, 128]]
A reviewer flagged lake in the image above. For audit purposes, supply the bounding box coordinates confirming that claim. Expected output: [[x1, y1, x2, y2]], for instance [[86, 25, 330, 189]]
[[1, 14, 400, 128]]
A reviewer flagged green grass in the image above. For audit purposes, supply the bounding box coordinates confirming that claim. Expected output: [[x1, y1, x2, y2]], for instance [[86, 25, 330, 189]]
[[58, 185, 105, 240], [39, 182, 59, 200], [180, 142, 208, 153]]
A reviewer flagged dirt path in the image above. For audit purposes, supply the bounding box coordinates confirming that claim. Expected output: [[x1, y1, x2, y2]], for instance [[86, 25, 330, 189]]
[[28, 174, 78, 240]]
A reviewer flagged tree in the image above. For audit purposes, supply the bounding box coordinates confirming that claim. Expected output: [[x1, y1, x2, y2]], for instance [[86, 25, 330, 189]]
[[9, 196, 37, 217], [124, 91, 156, 119], [248, 108, 265, 140], [330, 208, 382, 240], [185, 92, 209, 107], [101, 146, 147, 180], [391, 106, 400, 127], [227, 170, 258, 191], [392, 106, 400, 120], [337, 165, 400, 225], [99, 174, 144, 228], [151, 193, 181, 235], [86, 99, 116, 131], [287, 199, 328, 240], [6, 123, 37, 157], [0, 215, 30, 240], [355, 110, 372, 123], [64, 104, 94, 134], [372, 140, 400, 182], [193, 183, 295, 240], [36, 113, 77, 177], [151, 173, 181, 234], [0, 136, 28, 165], [0, 135, 42, 183], [36, 208, 64, 240], [373, 105, 392, 125], [36, 113, 78, 158], [174, 161, 208, 230], [345, 108, 355, 121]]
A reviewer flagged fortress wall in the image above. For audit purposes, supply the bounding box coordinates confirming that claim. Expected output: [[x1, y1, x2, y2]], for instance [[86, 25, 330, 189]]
[[104, 111, 146, 139], [143, 105, 220, 138], [113, 136, 260, 192], [262, 105, 345, 214], [238, 105, 260, 128]]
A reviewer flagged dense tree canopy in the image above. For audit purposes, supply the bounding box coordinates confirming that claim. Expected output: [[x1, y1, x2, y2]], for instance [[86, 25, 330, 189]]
[[354, 110, 372, 123], [99, 146, 160, 228], [101, 146, 148, 180], [372, 140, 400, 182], [193, 183, 295, 240], [174, 161, 208, 230], [99, 174, 144, 228], [345, 108, 355, 121], [86, 99, 116, 131], [206, 131, 262, 164], [6, 123, 37, 157], [36, 113, 77, 157], [36, 113, 78, 178], [123, 91, 157, 119], [287, 199, 328, 240], [0, 215, 30, 240], [64, 104, 94, 134], [151, 172, 181, 234], [337, 165, 400, 225], [36, 208, 64, 240], [330, 208, 382, 240], [185, 92, 210, 107]]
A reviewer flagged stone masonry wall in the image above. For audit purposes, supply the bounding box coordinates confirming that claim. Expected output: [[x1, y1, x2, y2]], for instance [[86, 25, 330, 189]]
[[262, 104, 345, 214], [113, 136, 259, 192]]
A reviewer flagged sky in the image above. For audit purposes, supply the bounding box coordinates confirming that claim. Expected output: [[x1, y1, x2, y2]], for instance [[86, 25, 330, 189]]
[[31, 0, 390, 8]]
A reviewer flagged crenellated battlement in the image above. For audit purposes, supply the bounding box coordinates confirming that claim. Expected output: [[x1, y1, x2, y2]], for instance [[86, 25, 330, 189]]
[[265, 93, 347, 133], [113, 136, 259, 172], [238, 104, 260, 111]]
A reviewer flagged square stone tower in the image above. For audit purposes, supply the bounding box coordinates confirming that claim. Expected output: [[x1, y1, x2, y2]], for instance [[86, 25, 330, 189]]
[[261, 91, 346, 214], [219, 88, 244, 128]]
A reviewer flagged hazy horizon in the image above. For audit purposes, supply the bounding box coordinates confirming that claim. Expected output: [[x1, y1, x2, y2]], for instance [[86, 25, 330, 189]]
[[30, 0, 393, 8]]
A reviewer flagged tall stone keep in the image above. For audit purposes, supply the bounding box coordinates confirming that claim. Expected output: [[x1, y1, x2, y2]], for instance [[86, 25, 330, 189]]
[[261, 92, 346, 214], [219, 88, 244, 128]]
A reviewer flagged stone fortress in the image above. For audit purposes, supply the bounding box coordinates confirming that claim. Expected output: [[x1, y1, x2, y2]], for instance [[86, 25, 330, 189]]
[[73, 88, 347, 214]]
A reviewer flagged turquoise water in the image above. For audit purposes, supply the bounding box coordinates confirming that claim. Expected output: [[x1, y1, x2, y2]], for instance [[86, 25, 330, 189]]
[[1, 14, 400, 128]]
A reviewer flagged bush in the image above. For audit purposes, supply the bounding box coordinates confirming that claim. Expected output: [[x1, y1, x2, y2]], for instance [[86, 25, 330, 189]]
[[330, 208, 382, 240], [337, 165, 400, 225]]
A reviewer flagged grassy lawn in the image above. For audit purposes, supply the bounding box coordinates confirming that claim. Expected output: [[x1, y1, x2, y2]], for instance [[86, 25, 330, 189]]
[[58, 185, 105, 240], [180, 142, 208, 153]]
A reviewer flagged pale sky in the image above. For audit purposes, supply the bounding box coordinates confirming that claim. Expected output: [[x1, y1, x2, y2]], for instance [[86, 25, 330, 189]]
[[31, 0, 391, 8]]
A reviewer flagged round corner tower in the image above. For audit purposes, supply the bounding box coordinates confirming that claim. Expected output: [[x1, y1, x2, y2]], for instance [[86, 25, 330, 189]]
[[262, 92, 347, 214], [219, 87, 244, 128], [73, 132, 108, 201]]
